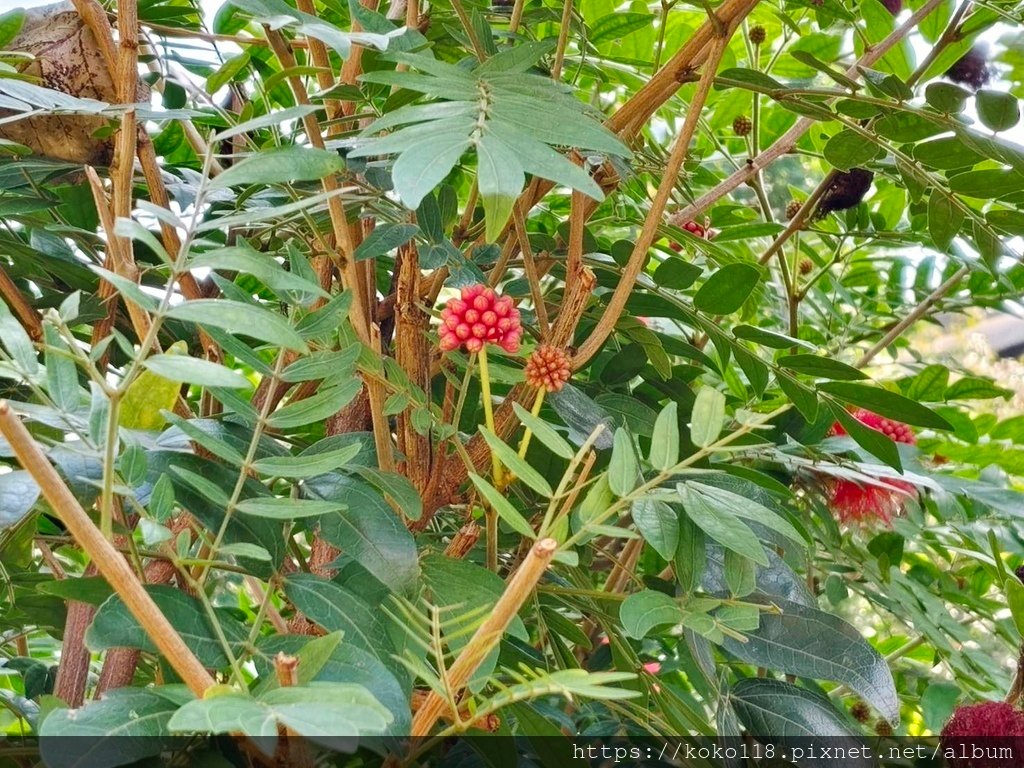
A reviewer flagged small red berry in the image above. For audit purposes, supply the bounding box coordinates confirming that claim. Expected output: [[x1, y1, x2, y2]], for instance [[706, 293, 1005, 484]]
[[683, 220, 706, 238]]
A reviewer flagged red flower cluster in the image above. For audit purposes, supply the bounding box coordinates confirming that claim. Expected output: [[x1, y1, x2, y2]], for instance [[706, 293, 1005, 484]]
[[826, 409, 917, 526], [524, 345, 571, 393], [438, 285, 522, 354], [941, 702, 1024, 768]]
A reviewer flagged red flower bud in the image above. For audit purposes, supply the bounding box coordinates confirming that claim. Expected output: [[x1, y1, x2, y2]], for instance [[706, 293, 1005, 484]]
[[439, 284, 522, 354]]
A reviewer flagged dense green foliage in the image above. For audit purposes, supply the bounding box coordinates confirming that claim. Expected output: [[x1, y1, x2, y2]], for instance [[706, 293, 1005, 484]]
[[1, 0, 1024, 763]]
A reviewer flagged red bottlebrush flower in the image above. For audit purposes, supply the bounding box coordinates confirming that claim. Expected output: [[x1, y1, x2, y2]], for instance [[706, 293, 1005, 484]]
[[438, 284, 522, 354], [826, 409, 917, 526], [524, 344, 571, 393], [941, 702, 1024, 768]]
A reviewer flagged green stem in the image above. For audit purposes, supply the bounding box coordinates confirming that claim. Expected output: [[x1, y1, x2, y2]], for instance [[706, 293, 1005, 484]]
[[477, 346, 502, 572], [100, 395, 120, 541], [477, 346, 503, 486], [517, 388, 546, 460]]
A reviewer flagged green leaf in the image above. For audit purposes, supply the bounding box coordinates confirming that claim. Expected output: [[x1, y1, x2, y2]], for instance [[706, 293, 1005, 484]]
[[235, 497, 343, 519], [477, 133, 524, 242], [649, 402, 679, 471], [687, 482, 805, 547], [927, 192, 964, 252], [678, 484, 768, 566], [823, 130, 878, 172], [469, 473, 536, 539], [44, 326, 80, 413], [726, 600, 899, 721], [608, 428, 640, 497], [693, 263, 761, 314], [619, 590, 681, 639], [779, 373, 819, 422], [730, 678, 862, 739], [478, 427, 553, 496], [0, 9, 25, 49], [818, 381, 953, 430], [0, 470, 40, 531], [949, 169, 1024, 199], [590, 12, 654, 44], [280, 346, 361, 383], [210, 146, 346, 190], [976, 90, 1020, 133], [353, 224, 419, 261], [632, 499, 678, 560], [252, 443, 362, 479], [165, 300, 308, 353], [512, 402, 573, 459], [39, 688, 181, 768], [86, 586, 248, 668], [391, 134, 472, 210], [778, 354, 867, 381], [690, 386, 726, 448], [1006, 578, 1024, 639], [305, 475, 420, 594], [349, 466, 422, 521], [284, 574, 394, 658], [925, 82, 969, 113], [143, 354, 252, 389], [187, 246, 329, 300], [829, 403, 901, 471], [267, 380, 362, 429], [421, 553, 530, 647], [168, 683, 391, 739], [0, 297, 38, 375]]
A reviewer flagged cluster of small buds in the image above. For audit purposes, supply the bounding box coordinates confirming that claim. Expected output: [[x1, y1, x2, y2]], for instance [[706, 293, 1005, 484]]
[[524, 345, 571, 393], [732, 115, 752, 136], [438, 285, 522, 354], [799, 258, 813, 275], [748, 25, 766, 45], [850, 700, 871, 723], [785, 200, 803, 220]]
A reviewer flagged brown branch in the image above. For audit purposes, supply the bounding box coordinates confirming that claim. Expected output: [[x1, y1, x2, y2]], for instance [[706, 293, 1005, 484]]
[[410, 538, 557, 736], [264, 28, 371, 346], [572, 34, 730, 369], [0, 402, 215, 697], [671, 0, 947, 225], [0, 264, 42, 341], [394, 242, 432, 493]]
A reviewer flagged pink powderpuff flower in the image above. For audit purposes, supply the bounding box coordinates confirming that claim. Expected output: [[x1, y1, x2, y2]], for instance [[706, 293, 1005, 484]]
[[438, 284, 522, 354], [941, 701, 1024, 768], [825, 409, 917, 526]]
